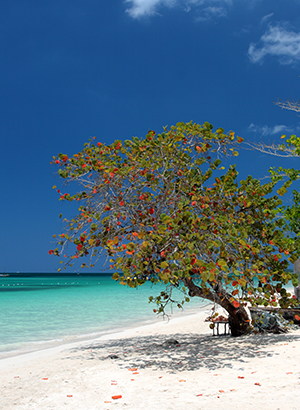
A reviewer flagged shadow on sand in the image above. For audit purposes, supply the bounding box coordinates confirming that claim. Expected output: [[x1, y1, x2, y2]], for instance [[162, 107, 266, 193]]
[[67, 330, 300, 373]]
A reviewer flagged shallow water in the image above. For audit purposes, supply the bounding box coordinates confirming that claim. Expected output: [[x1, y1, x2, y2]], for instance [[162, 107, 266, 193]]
[[0, 275, 206, 357]]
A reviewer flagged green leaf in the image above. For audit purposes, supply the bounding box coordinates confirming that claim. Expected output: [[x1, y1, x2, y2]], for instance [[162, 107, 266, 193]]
[[277, 187, 287, 196]]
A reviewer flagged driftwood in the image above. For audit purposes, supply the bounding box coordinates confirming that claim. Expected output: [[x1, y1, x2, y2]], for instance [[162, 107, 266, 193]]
[[249, 307, 300, 334], [249, 307, 300, 324]]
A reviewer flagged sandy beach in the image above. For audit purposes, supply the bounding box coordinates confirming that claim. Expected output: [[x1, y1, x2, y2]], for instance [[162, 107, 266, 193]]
[[1, 307, 300, 410]]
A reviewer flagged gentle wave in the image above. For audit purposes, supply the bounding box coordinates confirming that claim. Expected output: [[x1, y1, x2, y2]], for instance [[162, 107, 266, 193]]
[[0, 275, 207, 357]]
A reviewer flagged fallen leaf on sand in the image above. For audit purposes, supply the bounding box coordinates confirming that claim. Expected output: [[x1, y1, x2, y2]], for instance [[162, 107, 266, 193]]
[[196, 394, 203, 396], [67, 395, 73, 397], [219, 390, 225, 393], [104, 401, 111, 403], [179, 379, 186, 382], [111, 383, 118, 385], [132, 372, 139, 375], [286, 372, 293, 374], [128, 368, 137, 371], [42, 378, 48, 380], [238, 376, 245, 379], [112, 395, 122, 400], [254, 383, 261, 386], [230, 389, 235, 391], [251, 371, 257, 374]]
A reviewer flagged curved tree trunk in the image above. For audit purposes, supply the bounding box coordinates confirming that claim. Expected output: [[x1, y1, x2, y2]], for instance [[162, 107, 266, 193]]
[[183, 278, 251, 337]]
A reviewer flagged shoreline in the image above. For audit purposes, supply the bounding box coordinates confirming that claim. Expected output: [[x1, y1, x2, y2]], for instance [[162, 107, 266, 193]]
[[1, 308, 300, 409], [0, 303, 214, 362], [0, 275, 212, 359]]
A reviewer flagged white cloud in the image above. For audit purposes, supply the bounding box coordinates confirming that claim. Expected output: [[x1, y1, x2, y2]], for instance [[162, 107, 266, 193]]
[[196, 6, 227, 21], [260, 12, 274, 25], [125, 0, 174, 18], [248, 123, 297, 136], [125, 0, 232, 19], [248, 24, 300, 64]]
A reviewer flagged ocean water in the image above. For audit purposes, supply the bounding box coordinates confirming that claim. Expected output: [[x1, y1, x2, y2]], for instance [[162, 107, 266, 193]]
[[0, 275, 207, 358]]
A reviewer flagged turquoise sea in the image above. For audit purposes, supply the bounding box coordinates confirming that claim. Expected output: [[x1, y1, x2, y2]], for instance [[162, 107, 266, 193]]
[[0, 274, 207, 358]]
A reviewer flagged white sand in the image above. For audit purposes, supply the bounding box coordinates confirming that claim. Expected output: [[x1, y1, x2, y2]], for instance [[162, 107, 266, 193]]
[[1, 307, 300, 410]]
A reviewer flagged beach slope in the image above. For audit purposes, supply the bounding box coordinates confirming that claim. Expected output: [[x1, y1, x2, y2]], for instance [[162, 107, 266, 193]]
[[1, 310, 300, 410]]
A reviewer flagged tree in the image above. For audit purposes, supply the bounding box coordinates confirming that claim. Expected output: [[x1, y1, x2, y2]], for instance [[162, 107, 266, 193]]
[[283, 190, 300, 301], [275, 99, 300, 115], [242, 99, 300, 159], [242, 98, 300, 301], [50, 121, 299, 337]]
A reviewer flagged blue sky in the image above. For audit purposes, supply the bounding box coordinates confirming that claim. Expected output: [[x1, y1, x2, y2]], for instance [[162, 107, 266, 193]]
[[1, 0, 300, 273]]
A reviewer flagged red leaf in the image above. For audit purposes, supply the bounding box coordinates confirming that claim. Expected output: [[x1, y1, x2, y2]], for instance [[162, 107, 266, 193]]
[[232, 300, 240, 308]]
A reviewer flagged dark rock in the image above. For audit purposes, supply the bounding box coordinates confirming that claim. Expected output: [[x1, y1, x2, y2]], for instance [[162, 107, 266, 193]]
[[163, 338, 179, 346], [107, 354, 119, 359]]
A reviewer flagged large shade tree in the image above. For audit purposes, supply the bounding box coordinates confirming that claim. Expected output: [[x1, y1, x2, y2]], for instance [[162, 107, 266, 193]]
[[243, 98, 300, 302], [50, 121, 299, 336]]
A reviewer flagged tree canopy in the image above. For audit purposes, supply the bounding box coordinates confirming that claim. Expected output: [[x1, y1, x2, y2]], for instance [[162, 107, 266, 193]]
[[50, 121, 300, 336]]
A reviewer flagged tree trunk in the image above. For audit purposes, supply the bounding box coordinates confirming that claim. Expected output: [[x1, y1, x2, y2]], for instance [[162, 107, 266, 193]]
[[183, 278, 250, 337]]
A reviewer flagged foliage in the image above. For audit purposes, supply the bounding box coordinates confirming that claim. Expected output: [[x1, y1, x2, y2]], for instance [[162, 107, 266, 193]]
[[285, 190, 300, 236], [50, 121, 300, 333]]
